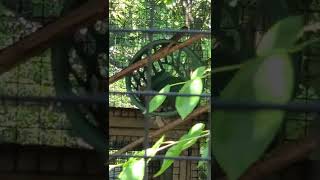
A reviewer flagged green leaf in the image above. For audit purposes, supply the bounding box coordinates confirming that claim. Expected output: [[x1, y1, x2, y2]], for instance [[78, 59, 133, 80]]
[[191, 66, 207, 79], [163, 0, 174, 5], [176, 78, 203, 120], [154, 123, 205, 177], [213, 53, 294, 180], [256, 16, 303, 57], [109, 164, 123, 171], [136, 135, 165, 159], [118, 136, 165, 180], [289, 38, 320, 53], [148, 85, 171, 113], [118, 159, 145, 180]]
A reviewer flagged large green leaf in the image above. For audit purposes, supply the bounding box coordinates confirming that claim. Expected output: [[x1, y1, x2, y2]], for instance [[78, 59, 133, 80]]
[[256, 16, 303, 57], [118, 136, 165, 180], [148, 85, 171, 113], [118, 159, 145, 180], [135, 135, 165, 159], [191, 66, 207, 79], [213, 53, 294, 180], [176, 78, 203, 120], [154, 123, 205, 177]]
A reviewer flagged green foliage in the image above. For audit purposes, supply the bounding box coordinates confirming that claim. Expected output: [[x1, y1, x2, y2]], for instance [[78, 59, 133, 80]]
[[109, 0, 211, 178], [111, 123, 207, 179], [154, 123, 206, 177], [148, 85, 171, 113], [198, 138, 209, 178], [119, 159, 145, 180], [147, 66, 207, 118], [176, 77, 203, 119], [256, 16, 303, 57], [113, 65, 209, 179], [175, 66, 206, 119], [191, 66, 207, 79], [109, 0, 210, 109], [213, 16, 308, 180], [117, 136, 165, 180], [213, 54, 294, 180], [163, 0, 175, 5], [0, 1, 14, 16]]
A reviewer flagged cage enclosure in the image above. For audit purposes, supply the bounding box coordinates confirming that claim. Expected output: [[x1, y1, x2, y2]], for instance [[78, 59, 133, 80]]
[[0, 1, 106, 179], [109, 0, 211, 179]]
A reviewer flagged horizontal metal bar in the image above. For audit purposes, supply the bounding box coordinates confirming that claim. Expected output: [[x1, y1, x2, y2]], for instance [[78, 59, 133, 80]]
[[109, 91, 211, 97], [108, 154, 211, 161], [0, 94, 320, 113], [109, 28, 211, 35], [213, 100, 320, 112]]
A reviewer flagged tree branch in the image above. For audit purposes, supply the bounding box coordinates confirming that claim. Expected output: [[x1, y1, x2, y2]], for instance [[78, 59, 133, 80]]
[[109, 105, 209, 161], [108, 34, 206, 85], [240, 135, 320, 180], [217, 135, 320, 180], [0, 0, 106, 75]]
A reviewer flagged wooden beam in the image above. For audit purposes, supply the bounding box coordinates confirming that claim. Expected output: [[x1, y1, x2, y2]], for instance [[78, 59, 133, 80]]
[[108, 34, 206, 84], [0, 174, 103, 180], [0, 0, 106, 75], [109, 128, 187, 138]]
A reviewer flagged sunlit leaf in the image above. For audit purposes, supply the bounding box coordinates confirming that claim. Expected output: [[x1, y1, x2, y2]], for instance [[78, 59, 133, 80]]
[[119, 159, 145, 180], [191, 66, 207, 79], [176, 78, 203, 120], [257, 16, 303, 56], [213, 53, 294, 180], [154, 123, 205, 177], [109, 164, 122, 171], [163, 0, 174, 5], [136, 135, 165, 159], [118, 136, 165, 180], [148, 85, 170, 113]]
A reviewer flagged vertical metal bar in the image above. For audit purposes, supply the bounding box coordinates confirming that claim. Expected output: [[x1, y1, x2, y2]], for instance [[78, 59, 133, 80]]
[[211, 0, 218, 179], [208, 95, 212, 180], [107, 0, 111, 177], [143, 0, 155, 179]]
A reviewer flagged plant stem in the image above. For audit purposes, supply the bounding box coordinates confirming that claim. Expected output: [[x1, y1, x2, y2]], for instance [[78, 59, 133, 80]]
[[157, 133, 210, 152], [169, 81, 187, 87], [212, 64, 242, 73]]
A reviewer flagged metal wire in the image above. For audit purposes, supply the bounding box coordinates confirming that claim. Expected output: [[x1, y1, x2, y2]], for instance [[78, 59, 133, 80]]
[[109, 28, 211, 35], [109, 154, 211, 161], [2, 94, 320, 113]]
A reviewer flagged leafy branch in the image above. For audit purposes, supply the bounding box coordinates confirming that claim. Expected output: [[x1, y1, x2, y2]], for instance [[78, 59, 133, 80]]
[[110, 66, 211, 179], [213, 15, 320, 180], [109, 123, 208, 180]]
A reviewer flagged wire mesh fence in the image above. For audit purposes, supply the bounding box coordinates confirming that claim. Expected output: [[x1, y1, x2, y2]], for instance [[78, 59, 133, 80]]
[[0, 1, 107, 178], [2, 0, 320, 180], [109, 0, 211, 179], [0, 0, 83, 148]]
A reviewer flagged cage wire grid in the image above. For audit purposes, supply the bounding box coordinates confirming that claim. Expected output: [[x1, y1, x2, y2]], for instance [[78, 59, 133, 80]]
[[0, 0, 88, 148], [0, 0, 320, 180], [0, 0, 109, 176], [109, 0, 211, 179]]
